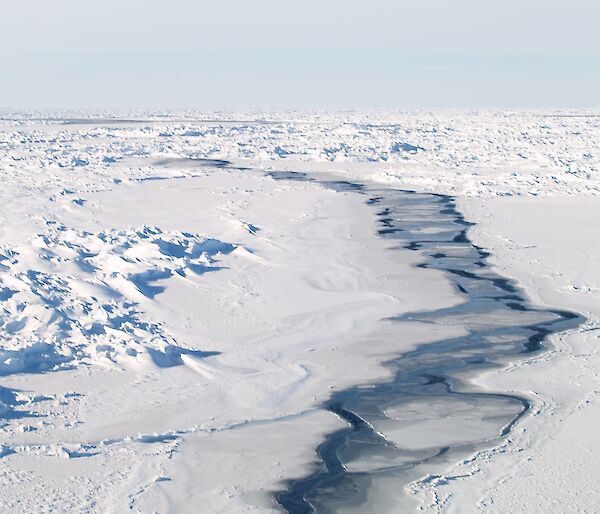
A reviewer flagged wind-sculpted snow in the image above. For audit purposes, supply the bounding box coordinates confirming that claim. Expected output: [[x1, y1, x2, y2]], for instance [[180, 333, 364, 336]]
[[0, 223, 233, 375]]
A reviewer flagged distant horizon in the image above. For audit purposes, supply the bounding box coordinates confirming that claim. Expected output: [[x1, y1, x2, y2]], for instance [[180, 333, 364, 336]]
[[1, 106, 600, 116]]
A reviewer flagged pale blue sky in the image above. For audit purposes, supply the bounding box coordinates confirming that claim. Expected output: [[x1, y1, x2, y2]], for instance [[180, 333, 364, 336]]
[[1, 0, 599, 109]]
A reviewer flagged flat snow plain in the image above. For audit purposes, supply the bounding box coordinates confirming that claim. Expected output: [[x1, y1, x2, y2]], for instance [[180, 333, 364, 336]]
[[0, 110, 598, 513]]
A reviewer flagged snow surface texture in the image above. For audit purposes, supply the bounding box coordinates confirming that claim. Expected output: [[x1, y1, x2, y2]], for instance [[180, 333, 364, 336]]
[[0, 111, 598, 513]]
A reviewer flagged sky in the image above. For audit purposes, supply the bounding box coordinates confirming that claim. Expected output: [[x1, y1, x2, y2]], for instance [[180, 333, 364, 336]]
[[1, 0, 599, 110]]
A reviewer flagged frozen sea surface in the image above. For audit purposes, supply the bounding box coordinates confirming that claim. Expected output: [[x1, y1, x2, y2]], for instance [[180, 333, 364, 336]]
[[0, 112, 596, 513]]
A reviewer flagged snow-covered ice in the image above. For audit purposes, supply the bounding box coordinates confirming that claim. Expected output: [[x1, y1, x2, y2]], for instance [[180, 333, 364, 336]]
[[0, 110, 598, 512]]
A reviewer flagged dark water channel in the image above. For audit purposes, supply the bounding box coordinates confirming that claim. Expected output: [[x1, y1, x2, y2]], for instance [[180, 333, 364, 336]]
[[267, 171, 583, 513]]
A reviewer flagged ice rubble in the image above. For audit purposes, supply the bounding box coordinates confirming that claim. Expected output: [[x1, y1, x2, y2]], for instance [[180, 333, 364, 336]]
[[1, 110, 599, 197]]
